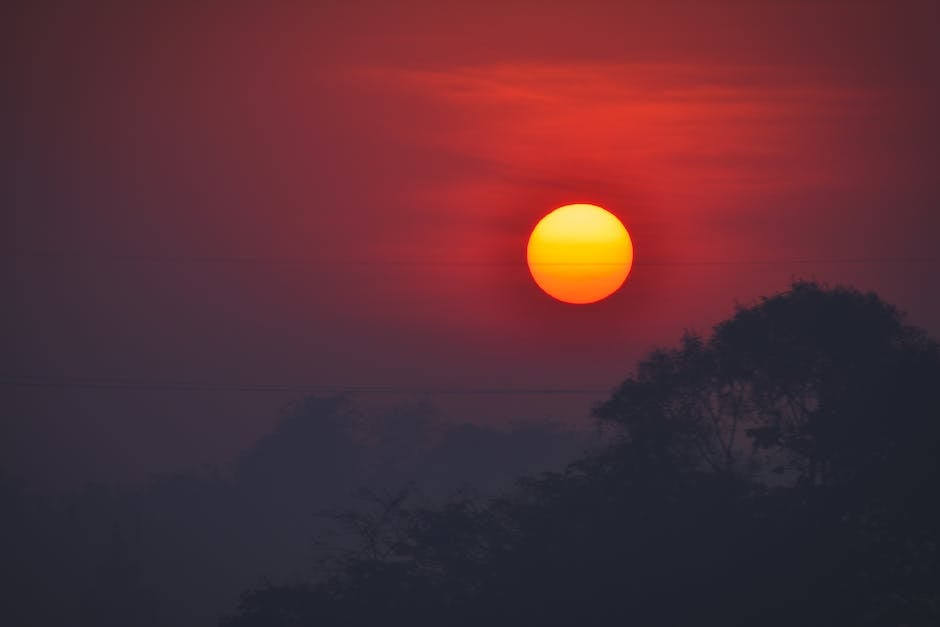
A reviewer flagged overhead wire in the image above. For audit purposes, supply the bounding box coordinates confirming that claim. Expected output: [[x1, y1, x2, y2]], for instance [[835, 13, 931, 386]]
[[3, 251, 935, 395], [0, 374, 611, 395]]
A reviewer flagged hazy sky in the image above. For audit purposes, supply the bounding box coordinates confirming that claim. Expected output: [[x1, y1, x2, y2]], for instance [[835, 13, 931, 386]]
[[4, 0, 939, 487]]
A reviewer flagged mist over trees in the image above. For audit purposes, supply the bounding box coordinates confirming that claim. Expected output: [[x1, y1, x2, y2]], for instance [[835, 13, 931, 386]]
[[1, 399, 594, 626], [223, 281, 940, 626], [4, 281, 938, 626]]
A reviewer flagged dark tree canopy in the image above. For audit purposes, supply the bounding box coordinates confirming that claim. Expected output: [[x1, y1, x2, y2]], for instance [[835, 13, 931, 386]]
[[595, 281, 940, 487], [223, 282, 940, 627]]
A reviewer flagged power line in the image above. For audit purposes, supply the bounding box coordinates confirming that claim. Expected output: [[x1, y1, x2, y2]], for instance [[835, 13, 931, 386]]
[[0, 375, 611, 396]]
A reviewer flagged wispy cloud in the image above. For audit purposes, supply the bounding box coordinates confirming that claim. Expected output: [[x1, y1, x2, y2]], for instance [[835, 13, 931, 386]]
[[364, 62, 874, 214]]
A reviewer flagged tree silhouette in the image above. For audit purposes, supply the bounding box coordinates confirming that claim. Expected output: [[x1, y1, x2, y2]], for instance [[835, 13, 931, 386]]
[[2, 392, 590, 625], [223, 281, 940, 626], [596, 280, 940, 487]]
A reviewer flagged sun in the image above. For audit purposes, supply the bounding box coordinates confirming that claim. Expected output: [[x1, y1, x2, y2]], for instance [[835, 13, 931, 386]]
[[526, 203, 634, 304]]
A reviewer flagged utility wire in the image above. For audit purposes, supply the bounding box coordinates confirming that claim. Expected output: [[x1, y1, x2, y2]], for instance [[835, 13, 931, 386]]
[[3, 251, 934, 395], [0, 374, 611, 395]]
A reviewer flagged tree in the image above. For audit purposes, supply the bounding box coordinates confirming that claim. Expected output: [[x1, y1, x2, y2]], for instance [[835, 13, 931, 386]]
[[595, 281, 940, 489], [222, 281, 940, 626]]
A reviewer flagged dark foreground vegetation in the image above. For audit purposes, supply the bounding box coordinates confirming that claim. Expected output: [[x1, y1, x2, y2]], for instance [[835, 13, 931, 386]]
[[223, 282, 940, 626], [2, 401, 589, 626]]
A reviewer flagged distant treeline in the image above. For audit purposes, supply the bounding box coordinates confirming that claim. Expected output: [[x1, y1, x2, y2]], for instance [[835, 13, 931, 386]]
[[221, 281, 940, 627], [1, 400, 592, 626]]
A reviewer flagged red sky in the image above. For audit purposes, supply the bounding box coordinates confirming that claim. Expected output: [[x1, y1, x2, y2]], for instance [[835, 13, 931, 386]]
[[3, 0, 939, 486]]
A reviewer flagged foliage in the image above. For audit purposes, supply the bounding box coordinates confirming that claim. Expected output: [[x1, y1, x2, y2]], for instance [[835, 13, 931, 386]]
[[223, 281, 940, 626], [2, 397, 589, 626]]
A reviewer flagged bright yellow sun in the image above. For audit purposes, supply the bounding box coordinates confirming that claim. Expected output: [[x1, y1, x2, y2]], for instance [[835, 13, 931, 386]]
[[526, 203, 634, 304]]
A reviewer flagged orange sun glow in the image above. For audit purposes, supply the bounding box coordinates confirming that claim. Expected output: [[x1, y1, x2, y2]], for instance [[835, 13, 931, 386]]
[[526, 203, 634, 304]]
